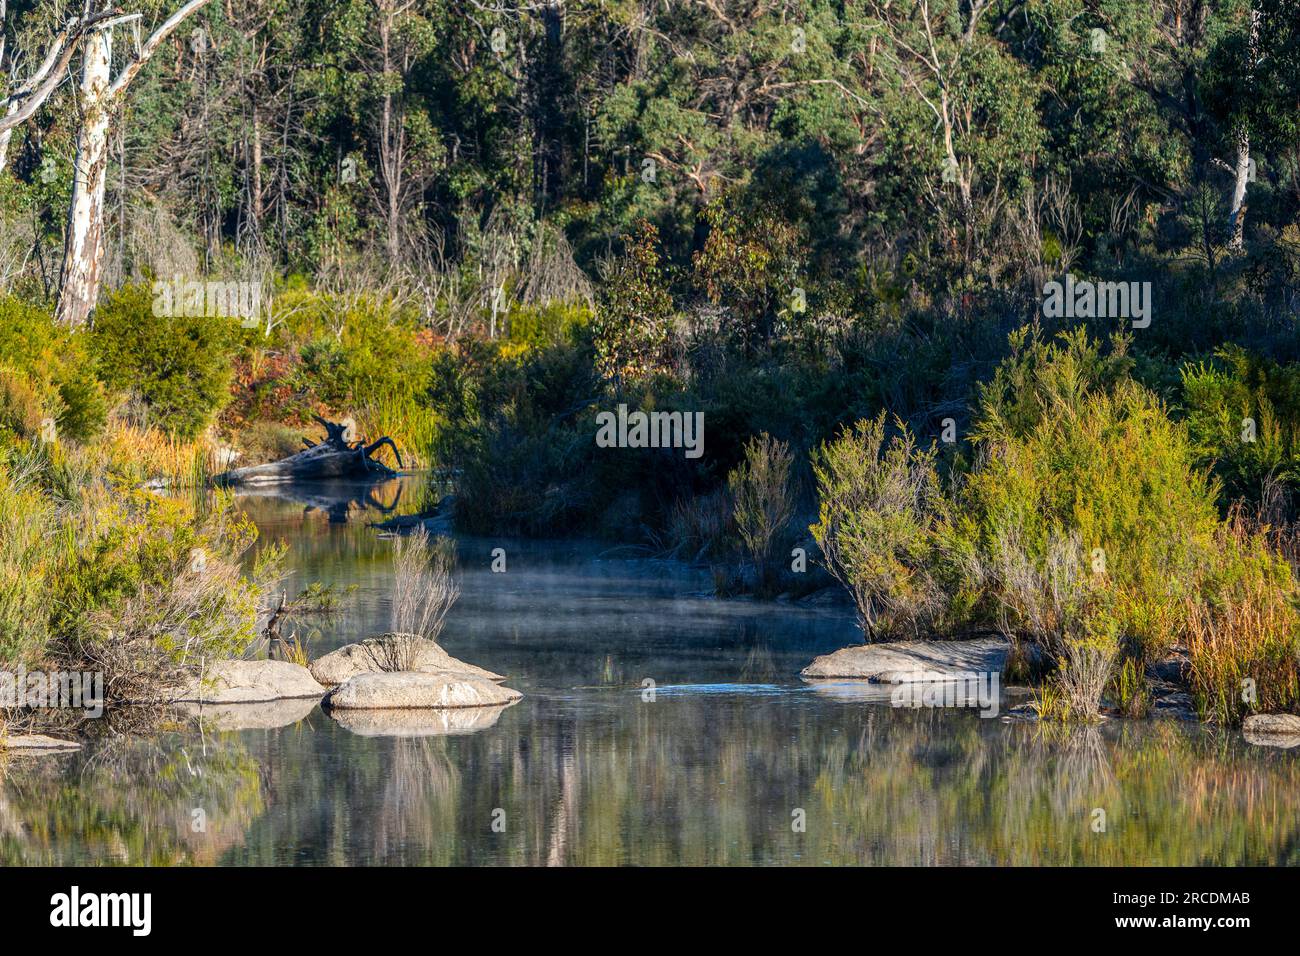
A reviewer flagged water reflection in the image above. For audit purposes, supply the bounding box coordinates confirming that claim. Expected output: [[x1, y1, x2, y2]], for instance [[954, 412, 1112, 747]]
[[3, 479, 1299, 866], [5, 705, 1300, 865]]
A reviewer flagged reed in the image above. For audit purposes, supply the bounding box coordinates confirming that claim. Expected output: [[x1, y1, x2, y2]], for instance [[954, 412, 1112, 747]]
[[1185, 514, 1300, 725]]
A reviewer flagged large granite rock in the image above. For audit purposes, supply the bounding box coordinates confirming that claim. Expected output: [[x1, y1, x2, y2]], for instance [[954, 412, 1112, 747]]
[[1, 734, 81, 753], [325, 672, 522, 710], [801, 636, 1012, 683], [176, 659, 326, 704], [329, 703, 514, 737], [1243, 713, 1300, 748], [309, 633, 505, 686]]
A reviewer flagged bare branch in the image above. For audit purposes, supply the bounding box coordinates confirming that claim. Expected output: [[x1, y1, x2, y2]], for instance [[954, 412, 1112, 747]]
[[107, 0, 216, 100]]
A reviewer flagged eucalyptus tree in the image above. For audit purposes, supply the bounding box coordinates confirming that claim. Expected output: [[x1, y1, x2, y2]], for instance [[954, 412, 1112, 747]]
[[864, 0, 1041, 271], [0, 2, 118, 173], [56, 0, 216, 328]]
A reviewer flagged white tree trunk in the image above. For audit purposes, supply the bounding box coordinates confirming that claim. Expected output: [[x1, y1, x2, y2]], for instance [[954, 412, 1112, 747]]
[[0, 123, 15, 175], [56, 27, 113, 328], [1229, 131, 1250, 250], [1229, 4, 1262, 253], [53, 0, 214, 326]]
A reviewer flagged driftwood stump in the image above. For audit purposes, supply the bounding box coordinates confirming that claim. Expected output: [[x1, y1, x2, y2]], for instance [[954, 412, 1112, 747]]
[[214, 416, 404, 486]]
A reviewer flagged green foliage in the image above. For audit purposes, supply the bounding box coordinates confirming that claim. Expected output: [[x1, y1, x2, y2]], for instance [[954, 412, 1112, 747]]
[[505, 302, 592, 350], [960, 331, 1220, 663], [280, 290, 432, 411], [0, 440, 270, 707], [1182, 344, 1300, 503], [591, 221, 677, 386], [0, 296, 107, 442], [810, 413, 949, 641], [728, 434, 795, 596], [90, 285, 238, 440], [693, 193, 805, 351]]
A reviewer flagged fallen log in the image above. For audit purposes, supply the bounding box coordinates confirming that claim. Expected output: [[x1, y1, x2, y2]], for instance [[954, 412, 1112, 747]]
[[214, 416, 404, 486]]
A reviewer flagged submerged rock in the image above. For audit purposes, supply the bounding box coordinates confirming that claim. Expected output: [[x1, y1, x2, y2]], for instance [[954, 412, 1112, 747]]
[[1, 734, 81, 753], [1243, 713, 1300, 748], [797, 586, 854, 608], [309, 633, 505, 686], [801, 636, 1013, 683], [329, 702, 514, 737], [176, 659, 326, 704], [179, 696, 319, 730], [325, 672, 522, 710]]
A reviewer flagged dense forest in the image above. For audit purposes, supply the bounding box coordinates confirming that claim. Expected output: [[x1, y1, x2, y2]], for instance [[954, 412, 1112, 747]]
[[3, 0, 1300, 729]]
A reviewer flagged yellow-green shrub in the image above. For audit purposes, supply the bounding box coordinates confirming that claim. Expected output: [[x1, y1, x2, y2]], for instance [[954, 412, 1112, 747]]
[[0, 296, 107, 442], [810, 413, 949, 640], [960, 332, 1220, 664], [0, 368, 46, 443]]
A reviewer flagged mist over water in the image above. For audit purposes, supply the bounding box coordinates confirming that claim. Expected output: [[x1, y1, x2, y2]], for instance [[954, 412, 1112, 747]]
[[3, 477, 1299, 867]]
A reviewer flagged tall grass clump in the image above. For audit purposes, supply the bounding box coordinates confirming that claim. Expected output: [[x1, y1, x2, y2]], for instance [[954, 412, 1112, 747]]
[[358, 392, 441, 470], [90, 423, 219, 488], [728, 434, 795, 596], [667, 487, 733, 562], [1185, 512, 1300, 725], [0, 449, 54, 669], [382, 529, 460, 670], [810, 413, 948, 641], [984, 527, 1121, 720]]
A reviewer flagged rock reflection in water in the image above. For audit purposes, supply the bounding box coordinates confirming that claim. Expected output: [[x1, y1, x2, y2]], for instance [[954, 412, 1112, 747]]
[[329, 703, 515, 737]]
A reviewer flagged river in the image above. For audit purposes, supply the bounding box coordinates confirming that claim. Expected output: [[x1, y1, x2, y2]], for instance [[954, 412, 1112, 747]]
[[3, 476, 1298, 866]]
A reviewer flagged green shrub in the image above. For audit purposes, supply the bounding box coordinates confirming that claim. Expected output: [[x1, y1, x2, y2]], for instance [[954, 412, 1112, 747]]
[[0, 295, 107, 442], [728, 434, 795, 596], [0, 368, 46, 442], [280, 290, 433, 415], [91, 284, 237, 440], [1, 438, 276, 710], [1181, 344, 1300, 505], [959, 331, 1221, 665], [810, 412, 949, 641], [47, 483, 273, 703]]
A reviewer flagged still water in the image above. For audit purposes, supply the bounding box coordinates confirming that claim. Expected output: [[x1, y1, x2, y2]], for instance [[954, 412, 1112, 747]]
[[3, 477, 1299, 866]]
